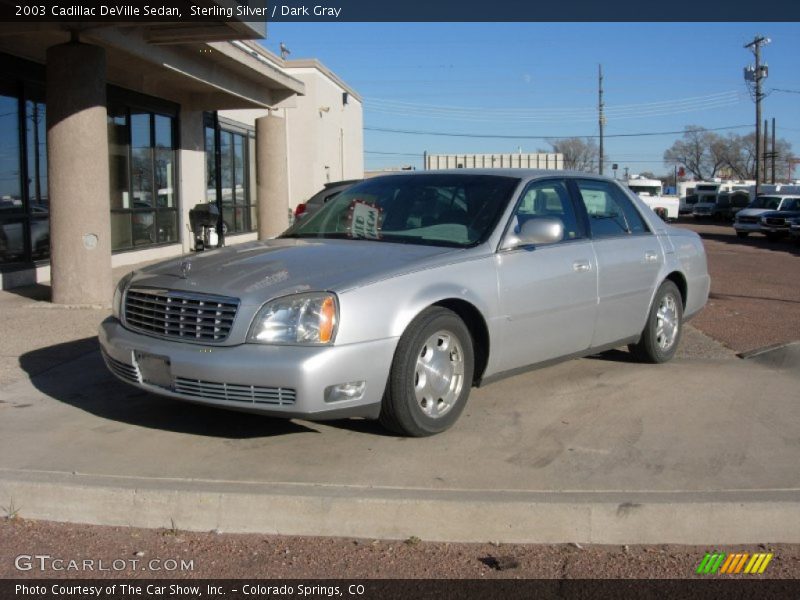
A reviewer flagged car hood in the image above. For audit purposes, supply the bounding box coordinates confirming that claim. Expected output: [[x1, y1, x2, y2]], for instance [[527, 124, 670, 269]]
[[128, 239, 461, 306], [760, 210, 800, 220], [737, 208, 771, 218]]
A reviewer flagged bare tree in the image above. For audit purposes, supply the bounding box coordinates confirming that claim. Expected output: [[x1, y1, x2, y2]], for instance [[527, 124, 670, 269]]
[[549, 137, 601, 172], [665, 126, 794, 181], [663, 126, 726, 180]]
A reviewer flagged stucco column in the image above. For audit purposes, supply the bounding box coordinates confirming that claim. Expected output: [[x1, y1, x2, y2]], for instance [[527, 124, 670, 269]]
[[46, 42, 112, 306], [255, 114, 289, 239]]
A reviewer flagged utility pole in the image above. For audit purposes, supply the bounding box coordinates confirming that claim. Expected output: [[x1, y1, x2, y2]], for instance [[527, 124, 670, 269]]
[[744, 35, 770, 197], [771, 118, 776, 184], [598, 64, 605, 176], [763, 119, 769, 184]]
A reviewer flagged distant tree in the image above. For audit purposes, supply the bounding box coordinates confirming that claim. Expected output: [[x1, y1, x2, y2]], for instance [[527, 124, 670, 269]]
[[549, 137, 601, 172], [663, 126, 726, 180], [665, 126, 794, 181], [718, 132, 794, 181]]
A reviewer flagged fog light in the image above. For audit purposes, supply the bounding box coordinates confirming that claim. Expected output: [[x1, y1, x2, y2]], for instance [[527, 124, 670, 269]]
[[325, 381, 366, 403]]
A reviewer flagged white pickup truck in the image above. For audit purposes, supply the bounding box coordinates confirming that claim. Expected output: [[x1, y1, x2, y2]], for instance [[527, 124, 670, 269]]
[[624, 177, 679, 221]]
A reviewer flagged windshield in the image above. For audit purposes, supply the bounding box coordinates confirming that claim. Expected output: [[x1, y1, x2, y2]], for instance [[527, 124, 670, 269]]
[[629, 185, 661, 197], [749, 196, 782, 210], [281, 174, 520, 248], [780, 199, 799, 211]]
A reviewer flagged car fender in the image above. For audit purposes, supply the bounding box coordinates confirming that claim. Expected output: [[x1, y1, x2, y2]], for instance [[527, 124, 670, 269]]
[[334, 255, 499, 347]]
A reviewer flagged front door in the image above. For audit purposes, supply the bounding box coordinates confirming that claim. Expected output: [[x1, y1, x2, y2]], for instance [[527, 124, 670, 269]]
[[495, 179, 598, 371]]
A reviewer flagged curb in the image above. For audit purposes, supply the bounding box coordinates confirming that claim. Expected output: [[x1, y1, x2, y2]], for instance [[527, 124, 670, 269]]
[[2, 470, 800, 545], [738, 341, 800, 372]]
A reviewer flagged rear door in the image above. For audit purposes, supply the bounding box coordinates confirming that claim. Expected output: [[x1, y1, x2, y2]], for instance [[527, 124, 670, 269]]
[[572, 179, 663, 347]]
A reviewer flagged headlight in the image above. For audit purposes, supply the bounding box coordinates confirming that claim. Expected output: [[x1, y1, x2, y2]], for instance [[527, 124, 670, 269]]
[[112, 272, 134, 319], [248, 292, 338, 345]]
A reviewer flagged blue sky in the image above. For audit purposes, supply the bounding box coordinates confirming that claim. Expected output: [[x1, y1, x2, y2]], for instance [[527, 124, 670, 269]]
[[261, 23, 800, 178]]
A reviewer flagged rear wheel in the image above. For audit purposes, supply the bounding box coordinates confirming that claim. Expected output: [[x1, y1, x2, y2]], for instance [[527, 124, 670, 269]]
[[379, 307, 474, 437], [629, 280, 683, 364]]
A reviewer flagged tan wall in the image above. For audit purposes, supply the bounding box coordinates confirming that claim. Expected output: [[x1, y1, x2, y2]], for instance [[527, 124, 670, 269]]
[[283, 67, 364, 207]]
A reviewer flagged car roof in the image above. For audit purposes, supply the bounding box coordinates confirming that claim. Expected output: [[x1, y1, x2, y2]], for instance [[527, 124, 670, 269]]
[[372, 168, 617, 181]]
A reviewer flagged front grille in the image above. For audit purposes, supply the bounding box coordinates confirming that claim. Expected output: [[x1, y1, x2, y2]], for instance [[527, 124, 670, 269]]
[[124, 289, 239, 342], [738, 216, 758, 224], [101, 350, 140, 384], [174, 377, 296, 406], [765, 217, 785, 226]]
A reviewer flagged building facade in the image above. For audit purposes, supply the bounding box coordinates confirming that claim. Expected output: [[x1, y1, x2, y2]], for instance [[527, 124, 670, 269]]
[[0, 19, 363, 301]]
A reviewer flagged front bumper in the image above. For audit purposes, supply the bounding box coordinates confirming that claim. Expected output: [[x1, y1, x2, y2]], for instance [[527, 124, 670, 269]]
[[759, 225, 789, 236], [733, 222, 761, 233], [98, 318, 397, 420]]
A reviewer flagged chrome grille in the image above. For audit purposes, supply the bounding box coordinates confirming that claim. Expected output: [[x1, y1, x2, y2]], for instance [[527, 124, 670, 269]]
[[101, 350, 140, 384], [124, 289, 239, 342], [738, 216, 758, 224], [174, 377, 296, 406]]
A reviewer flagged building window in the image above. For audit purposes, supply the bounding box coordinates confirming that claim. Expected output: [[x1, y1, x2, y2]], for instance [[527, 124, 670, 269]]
[[204, 115, 257, 235], [108, 106, 178, 252], [0, 79, 49, 266]]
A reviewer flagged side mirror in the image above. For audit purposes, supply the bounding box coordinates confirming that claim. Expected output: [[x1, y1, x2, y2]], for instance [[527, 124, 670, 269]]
[[501, 216, 564, 250]]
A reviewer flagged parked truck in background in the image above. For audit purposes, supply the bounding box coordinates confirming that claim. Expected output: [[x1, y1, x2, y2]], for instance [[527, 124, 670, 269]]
[[624, 176, 679, 221]]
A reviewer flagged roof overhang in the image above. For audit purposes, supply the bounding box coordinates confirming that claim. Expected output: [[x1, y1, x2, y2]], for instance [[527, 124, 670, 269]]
[[0, 21, 303, 110]]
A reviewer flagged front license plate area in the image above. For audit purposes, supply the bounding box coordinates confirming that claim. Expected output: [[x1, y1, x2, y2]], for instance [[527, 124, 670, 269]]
[[134, 351, 173, 389]]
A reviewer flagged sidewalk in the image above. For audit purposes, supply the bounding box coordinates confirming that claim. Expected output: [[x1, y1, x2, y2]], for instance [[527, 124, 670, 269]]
[[0, 265, 799, 544]]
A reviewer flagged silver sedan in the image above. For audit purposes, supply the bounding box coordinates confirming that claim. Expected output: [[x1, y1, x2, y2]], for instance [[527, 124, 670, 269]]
[[99, 170, 710, 436]]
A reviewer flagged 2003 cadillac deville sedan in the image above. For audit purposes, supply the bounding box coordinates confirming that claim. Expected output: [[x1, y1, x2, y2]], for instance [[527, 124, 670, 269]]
[[100, 170, 710, 436]]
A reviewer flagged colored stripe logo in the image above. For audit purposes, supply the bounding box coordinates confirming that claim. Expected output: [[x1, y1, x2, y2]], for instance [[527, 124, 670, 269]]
[[696, 552, 773, 575]]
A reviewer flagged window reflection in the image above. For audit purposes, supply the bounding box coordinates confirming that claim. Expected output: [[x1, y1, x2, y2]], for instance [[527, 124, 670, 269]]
[[109, 107, 178, 252], [204, 119, 256, 235]]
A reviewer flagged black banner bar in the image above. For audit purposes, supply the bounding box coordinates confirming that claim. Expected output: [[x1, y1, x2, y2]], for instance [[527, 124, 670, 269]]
[[2, 579, 800, 600], [0, 0, 797, 23]]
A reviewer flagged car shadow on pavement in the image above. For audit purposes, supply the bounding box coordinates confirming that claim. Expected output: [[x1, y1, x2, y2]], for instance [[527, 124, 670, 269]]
[[586, 348, 638, 363], [18, 337, 320, 439], [696, 231, 800, 256]]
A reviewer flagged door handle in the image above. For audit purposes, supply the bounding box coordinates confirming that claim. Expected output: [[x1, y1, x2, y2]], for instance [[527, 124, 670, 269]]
[[573, 260, 592, 273], [644, 251, 659, 263]]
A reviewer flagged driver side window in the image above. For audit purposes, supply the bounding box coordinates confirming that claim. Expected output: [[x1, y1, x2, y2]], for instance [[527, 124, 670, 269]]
[[514, 180, 582, 242]]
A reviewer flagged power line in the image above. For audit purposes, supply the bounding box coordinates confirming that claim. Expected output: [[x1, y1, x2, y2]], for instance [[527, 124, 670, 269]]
[[364, 124, 751, 140], [364, 93, 745, 124]]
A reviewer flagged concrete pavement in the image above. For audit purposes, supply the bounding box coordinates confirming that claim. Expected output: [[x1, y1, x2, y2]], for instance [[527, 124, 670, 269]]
[[0, 273, 799, 544]]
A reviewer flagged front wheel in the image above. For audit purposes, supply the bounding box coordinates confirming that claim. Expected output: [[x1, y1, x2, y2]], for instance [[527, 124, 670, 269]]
[[379, 307, 474, 437], [628, 280, 683, 364], [736, 231, 749, 239]]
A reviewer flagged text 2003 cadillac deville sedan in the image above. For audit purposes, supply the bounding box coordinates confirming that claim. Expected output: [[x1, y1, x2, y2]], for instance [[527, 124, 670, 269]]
[[100, 171, 709, 436]]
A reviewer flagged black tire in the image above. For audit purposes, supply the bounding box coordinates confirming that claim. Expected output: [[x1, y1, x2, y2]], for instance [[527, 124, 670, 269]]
[[379, 307, 474, 437], [628, 280, 683, 364], [766, 232, 780, 242], [736, 232, 749, 239]]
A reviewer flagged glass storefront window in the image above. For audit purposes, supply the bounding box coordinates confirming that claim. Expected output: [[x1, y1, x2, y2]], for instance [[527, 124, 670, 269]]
[[109, 106, 178, 252], [205, 126, 216, 204], [205, 116, 257, 235], [1, 86, 50, 265], [0, 93, 22, 211], [154, 114, 174, 209]]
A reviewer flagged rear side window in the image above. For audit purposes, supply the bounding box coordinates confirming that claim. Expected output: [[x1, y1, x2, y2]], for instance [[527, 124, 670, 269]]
[[575, 179, 650, 238]]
